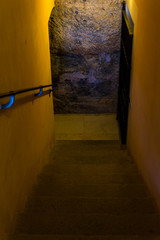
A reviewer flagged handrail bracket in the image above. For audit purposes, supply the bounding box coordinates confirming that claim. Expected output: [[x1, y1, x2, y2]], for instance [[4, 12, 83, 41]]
[[0, 95, 15, 110]]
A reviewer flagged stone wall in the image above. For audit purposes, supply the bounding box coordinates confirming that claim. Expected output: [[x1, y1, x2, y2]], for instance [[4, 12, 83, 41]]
[[49, 0, 122, 113]]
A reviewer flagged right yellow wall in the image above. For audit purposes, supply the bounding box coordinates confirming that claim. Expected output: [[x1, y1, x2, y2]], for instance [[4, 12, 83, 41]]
[[126, 0, 160, 208]]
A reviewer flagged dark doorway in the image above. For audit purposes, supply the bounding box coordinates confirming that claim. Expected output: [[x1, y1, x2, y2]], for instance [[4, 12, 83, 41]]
[[117, 1, 134, 144]]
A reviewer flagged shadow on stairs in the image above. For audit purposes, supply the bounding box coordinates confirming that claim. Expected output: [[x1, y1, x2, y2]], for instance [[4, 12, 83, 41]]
[[11, 141, 160, 240]]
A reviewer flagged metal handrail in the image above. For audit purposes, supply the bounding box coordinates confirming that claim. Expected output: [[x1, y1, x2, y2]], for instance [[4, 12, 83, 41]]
[[0, 84, 54, 99], [0, 84, 55, 110]]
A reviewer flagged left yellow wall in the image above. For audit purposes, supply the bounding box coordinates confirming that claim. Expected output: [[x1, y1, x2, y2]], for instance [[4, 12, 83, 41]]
[[0, 0, 55, 237]]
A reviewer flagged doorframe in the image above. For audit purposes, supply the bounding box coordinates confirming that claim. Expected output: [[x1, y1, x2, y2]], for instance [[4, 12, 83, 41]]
[[117, 1, 134, 145]]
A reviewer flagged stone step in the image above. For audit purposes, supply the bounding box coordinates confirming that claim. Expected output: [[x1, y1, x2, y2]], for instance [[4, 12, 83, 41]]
[[52, 141, 131, 161], [25, 196, 157, 215], [51, 141, 134, 167], [42, 164, 139, 178], [15, 213, 160, 235], [32, 183, 149, 198], [37, 171, 143, 185], [52, 154, 134, 165], [49, 155, 135, 164], [11, 234, 160, 240], [54, 141, 121, 152]]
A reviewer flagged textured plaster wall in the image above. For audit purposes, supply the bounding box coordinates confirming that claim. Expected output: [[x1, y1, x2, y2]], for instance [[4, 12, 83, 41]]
[[0, 0, 55, 237], [126, 0, 160, 209], [49, 0, 122, 113]]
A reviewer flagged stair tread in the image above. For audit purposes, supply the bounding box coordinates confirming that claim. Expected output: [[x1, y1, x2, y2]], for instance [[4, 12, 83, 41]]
[[15, 213, 160, 235], [52, 141, 129, 161], [37, 172, 143, 185], [32, 183, 150, 198], [25, 196, 157, 214], [40, 164, 140, 178], [11, 234, 160, 240]]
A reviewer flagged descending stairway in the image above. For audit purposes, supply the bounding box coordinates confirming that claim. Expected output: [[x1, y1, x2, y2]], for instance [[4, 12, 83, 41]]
[[12, 141, 160, 240]]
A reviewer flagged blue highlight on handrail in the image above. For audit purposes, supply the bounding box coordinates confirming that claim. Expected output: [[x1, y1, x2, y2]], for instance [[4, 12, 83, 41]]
[[34, 88, 43, 97], [0, 95, 15, 110]]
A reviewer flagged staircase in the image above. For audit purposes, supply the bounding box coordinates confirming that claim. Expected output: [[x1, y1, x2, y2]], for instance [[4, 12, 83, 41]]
[[12, 141, 160, 239]]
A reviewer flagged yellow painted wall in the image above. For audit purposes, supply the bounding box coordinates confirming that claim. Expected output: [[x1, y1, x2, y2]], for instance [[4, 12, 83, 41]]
[[126, 0, 160, 208], [0, 0, 55, 237]]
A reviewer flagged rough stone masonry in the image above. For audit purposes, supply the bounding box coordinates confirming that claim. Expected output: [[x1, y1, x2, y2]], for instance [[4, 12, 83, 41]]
[[49, 0, 122, 113]]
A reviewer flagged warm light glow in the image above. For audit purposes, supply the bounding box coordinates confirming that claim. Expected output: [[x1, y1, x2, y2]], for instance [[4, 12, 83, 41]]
[[126, 0, 138, 23]]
